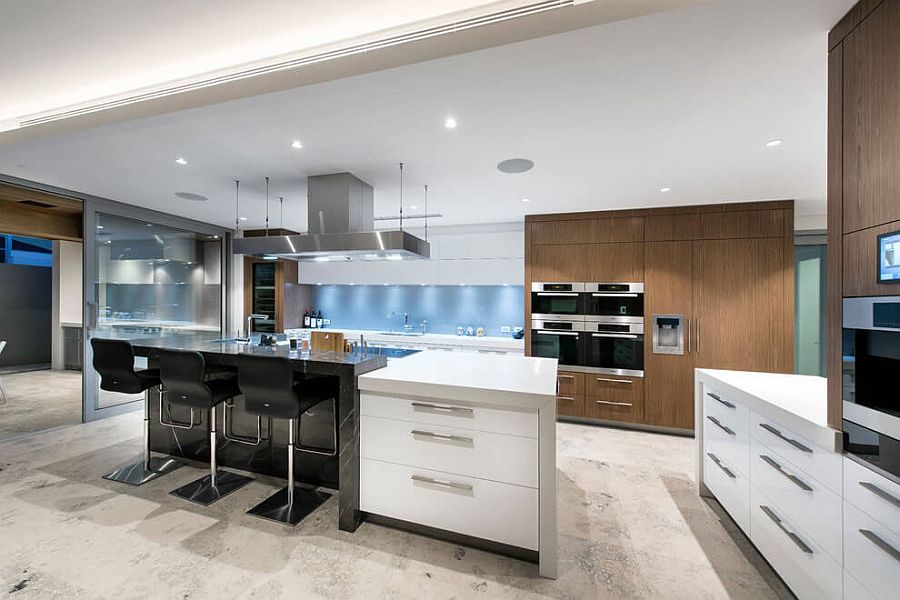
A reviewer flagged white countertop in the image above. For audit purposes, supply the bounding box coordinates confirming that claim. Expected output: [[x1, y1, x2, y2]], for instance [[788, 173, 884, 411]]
[[696, 369, 839, 451], [321, 328, 525, 351], [359, 351, 557, 410]]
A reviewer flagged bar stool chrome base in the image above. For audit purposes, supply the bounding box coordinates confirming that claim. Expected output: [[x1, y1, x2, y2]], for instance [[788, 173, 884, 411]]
[[103, 456, 183, 486], [247, 486, 331, 526], [170, 470, 252, 506]]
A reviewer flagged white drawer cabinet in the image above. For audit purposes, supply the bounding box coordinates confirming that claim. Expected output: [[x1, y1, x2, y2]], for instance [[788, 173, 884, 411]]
[[749, 436, 842, 562], [703, 449, 750, 533], [843, 457, 900, 538], [361, 393, 537, 439], [843, 570, 878, 600], [360, 415, 538, 488], [843, 500, 900, 600], [703, 390, 750, 478], [360, 458, 539, 550], [749, 486, 842, 600], [751, 412, 842, 494]]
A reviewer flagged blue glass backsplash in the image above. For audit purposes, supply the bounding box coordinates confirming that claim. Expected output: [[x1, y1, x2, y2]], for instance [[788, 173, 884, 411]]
[[302, 285, 525, 336]]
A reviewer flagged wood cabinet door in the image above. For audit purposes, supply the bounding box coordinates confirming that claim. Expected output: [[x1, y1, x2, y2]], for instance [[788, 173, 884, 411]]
[[695, 238, 791, 373], [842, 0, 900, 233], [643, 241, 697, 429], [531, 244, 590, 281], [586, 375, 644, 423], [644, 214, 700, 241], [589, 242, 643, 282]]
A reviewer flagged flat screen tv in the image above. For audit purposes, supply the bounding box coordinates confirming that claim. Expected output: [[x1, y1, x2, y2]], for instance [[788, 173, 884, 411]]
[[879, 230, 900, 283]]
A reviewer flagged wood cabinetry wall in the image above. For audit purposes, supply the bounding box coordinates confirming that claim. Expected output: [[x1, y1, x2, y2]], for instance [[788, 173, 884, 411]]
[[827, 0, 900, 428], [525, 200, 795, 432]]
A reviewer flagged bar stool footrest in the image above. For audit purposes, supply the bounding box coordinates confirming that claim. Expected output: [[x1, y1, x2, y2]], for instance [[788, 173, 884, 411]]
[[103, 456, 183, 486], [247, 486, 332, 526], [170, 470, 252, 506]]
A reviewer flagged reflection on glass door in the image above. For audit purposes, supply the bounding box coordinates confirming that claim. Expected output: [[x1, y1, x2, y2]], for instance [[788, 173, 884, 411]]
[[84, 211, 223, 417]]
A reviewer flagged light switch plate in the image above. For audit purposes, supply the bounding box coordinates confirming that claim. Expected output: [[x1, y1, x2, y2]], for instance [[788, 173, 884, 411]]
[[324, 319, 332, 326], [500, 325, 511, 333]]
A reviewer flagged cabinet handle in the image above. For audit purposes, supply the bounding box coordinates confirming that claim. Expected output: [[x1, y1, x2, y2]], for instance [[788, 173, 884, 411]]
[[596, 400, 632, 407], [696, 318, 700, 354], [411, 474, 473, 492], [859, 529, 900, 563], [859, 481, 900, 508], [557, 396, 576, 401], [592, 292, 639, 297], [758, 423, 812, 453], [760, 455, 813, 491], [706, 415, 735, 436], [707, 393, 735, 409], [595, 377, 632, 384], [557, 374, 575, 380], [411, 430, 473, 443], [591, 333, 638, 339], [537, 292, 578, 297], [537, 330, 580, 337], [707, 452, 736, 479], [760, 505, 813, 554], [687, 318, 691, 353], [411, 402, 473, 415]]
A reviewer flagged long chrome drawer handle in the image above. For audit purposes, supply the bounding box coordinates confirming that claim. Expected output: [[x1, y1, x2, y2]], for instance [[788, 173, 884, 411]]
[[859, 481, 900, 508], [411, 474, 474, 492], [557, 396, 576, 401], [410, 402, 473, 414], [411, 430, 474, 443], [595, 377, 632, 384], [707, 393, 735, 409], [558, 374, 576, 380], [760, 455, 813, 491], [707, 452, 736, 479], [707, 415, 735, 436], [596, 400, 633, 407], [760, 505, 813, 554], [859, 529, 900, 563], [759, 423, 812, 453]]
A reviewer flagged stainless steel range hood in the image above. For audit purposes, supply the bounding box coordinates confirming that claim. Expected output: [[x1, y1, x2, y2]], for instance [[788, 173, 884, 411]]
[[233, 172, 430, 261]]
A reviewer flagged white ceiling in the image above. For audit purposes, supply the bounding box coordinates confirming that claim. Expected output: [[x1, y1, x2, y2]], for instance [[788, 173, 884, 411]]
[[0, 0, 853, 231]]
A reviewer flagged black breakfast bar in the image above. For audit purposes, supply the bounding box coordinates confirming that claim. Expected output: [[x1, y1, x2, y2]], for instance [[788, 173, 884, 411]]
[[128, 334, 386, 532]]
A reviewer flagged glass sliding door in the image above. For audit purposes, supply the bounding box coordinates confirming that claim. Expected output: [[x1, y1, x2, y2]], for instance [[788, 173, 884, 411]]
[[83, 204, 227, 421], [795, 241, 827, 376]]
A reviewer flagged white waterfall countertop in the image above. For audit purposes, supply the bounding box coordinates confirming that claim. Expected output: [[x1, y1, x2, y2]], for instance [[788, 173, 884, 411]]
[[358, 351, 557, 410]]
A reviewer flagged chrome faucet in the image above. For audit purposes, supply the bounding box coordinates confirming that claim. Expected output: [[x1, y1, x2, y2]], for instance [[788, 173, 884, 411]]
[[420, 320, 428, 334], [246, 314, 269, 338], [390, 311, 410, 332]]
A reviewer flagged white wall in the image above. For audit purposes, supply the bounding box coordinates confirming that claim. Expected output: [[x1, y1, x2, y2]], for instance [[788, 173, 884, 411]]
[[298, 223, 524, 286], [51, 240, 83, 370]]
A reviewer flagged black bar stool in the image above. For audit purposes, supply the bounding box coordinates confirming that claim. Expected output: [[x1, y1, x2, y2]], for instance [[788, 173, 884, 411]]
[[91, 338, 182, 485], [158, 349, 253, 505], [237, 355, 336, 526]]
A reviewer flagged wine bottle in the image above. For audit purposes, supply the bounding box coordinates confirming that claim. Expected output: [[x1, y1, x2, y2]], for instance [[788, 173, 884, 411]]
[[303, 307, 310, 328], [316, 310, 324, 329]]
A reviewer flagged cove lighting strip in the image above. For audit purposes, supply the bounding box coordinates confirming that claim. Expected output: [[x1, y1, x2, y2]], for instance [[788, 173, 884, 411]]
[[17, 0, 579, 129]]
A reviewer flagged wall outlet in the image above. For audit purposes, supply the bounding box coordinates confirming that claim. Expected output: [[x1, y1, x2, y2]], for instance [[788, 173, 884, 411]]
[[500, 325, 511, 333], [324, 319, 332, 326]]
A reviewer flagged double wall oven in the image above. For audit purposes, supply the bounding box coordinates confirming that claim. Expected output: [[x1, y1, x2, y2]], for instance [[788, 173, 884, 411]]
[[842, 296, 900, 482], [531, 282, 644, 376]]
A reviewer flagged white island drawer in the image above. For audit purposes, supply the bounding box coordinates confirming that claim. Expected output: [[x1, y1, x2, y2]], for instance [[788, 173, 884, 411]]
[[703, 449, 750, 533], [843, 457, 900, 538], [749, 486, 841, 600], [360, 415, 538, 488], [843, 500, 900, 600], [749, 436, 842, 562], [360, 458, 538, 550], [751, 412, 841, 494], [361, 393, 537, 438], [703, 392, 750, 478]]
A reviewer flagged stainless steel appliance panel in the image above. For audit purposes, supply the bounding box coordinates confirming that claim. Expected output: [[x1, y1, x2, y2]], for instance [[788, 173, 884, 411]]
[[530, 318, 586, 368], [531, 282, 586, 317], [652, 314, 685, 355], [583, 283, 644, 318], [582, 318, 644, 377]]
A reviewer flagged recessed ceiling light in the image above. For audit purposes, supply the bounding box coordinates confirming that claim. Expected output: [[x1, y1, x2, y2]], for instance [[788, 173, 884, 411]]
[[497, 158, 534, 174], [240, 217, 248, 221], [409, 205, 418, 210], [262, 255, 278, 261], [660, 187, 671, 193], [175, 191, 208, 202], [386, 254, 403, 261], [765, 139, 783, 147], [96, 225, 104, 229], [444, 117, 457, 129], [291, 140, 303, 149], [175, 157, 187, 165], [521, 198, 530, 203]]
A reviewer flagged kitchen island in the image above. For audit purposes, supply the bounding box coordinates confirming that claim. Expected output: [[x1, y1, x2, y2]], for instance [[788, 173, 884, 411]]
[[357, 350, 559, 578], [130, 334, 386, 532]]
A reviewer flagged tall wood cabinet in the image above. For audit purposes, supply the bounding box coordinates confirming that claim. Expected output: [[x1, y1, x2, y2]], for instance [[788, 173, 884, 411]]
[[526, 202, 795, 432]]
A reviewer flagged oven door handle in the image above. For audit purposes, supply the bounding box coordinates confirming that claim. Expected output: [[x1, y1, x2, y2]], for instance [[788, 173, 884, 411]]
[[591, 333, 638, 339], [591, 293, 639, 297], [536, 292, 579, 297], [536, 330, 580, 336]]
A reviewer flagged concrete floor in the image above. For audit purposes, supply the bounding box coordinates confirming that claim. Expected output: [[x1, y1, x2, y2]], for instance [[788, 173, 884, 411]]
[[0, 370, 82, 441], [0, 416, 791, 599]]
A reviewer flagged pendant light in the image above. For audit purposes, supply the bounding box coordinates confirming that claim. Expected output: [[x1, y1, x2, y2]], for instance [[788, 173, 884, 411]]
[[398, 162, 404, 232], [424, 184, 429, 242], [264, 176, 270, 235], [279, 197, 284, 230], [234, 180, 241, 232]]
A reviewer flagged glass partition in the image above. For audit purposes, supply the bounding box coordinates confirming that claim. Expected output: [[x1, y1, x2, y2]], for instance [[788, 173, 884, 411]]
[[87, 212, 223, 410]]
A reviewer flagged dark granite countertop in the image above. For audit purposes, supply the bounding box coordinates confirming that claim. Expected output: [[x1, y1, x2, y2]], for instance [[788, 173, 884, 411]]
[[125, 333, 387, 374]]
